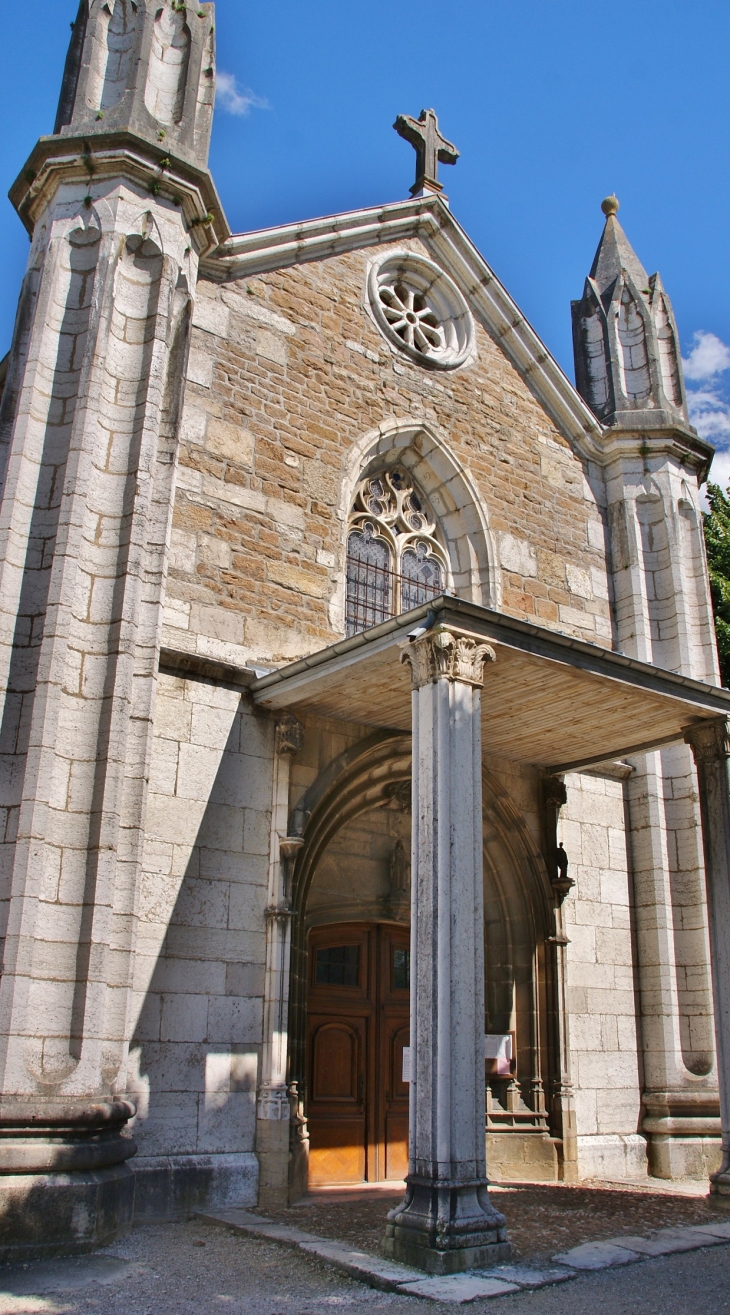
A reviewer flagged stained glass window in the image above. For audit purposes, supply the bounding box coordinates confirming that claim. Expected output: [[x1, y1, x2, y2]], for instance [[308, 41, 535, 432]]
[[345, 467, 448, 637]]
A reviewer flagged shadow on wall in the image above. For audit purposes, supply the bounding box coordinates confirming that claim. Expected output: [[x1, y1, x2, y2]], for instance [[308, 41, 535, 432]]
[[125, 674, 273, 1217]]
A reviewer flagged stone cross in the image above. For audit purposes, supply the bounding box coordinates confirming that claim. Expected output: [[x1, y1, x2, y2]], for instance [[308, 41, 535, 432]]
[[393, 108, 459, 197]]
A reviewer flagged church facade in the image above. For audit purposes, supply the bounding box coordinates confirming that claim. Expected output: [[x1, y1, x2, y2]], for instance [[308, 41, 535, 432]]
[[2, 0, 730, 1273]]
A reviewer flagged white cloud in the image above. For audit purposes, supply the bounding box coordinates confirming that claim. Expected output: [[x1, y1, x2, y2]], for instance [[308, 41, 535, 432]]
[[682, 330, 730, 382], [216, 71, 269, 117], [687, 386, 730, 444], [708, 448, 730, 489], [681, 331, 730, 460]]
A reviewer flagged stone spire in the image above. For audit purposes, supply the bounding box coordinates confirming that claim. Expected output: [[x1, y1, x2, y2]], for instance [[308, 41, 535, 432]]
[[572, 197, 690, 431], [10, 0, 225, 249], [56, 0, 216, 168]]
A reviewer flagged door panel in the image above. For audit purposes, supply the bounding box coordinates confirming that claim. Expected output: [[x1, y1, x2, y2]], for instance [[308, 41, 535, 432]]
[[312, 1023, 360, 1100], [384, 1022, 410, 1179], [306, 922, 410, 1185], [308, 1013, 367, 1187]]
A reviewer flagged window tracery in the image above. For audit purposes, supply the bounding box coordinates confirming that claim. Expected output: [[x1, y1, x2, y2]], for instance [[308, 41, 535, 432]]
[[345, 468, 449, 636]]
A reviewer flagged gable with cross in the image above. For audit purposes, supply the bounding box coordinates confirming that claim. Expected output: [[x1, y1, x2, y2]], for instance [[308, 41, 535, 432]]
[[394, 108, 459, 196]]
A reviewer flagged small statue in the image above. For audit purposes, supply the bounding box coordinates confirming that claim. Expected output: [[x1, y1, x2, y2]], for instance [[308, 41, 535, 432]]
[[552, 841, 574, 899]]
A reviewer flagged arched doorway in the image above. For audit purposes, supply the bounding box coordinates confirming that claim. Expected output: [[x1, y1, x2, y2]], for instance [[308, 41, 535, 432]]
[[307, 922, 410, 1185], [287, 736, 561, 1193]]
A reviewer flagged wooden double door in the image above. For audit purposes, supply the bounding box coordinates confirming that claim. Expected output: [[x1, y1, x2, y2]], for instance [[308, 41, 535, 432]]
[[307, 922, 410, 1186]]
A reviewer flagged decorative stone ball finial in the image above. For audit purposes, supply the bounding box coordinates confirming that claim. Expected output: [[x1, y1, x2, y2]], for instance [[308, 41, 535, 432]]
[[601, 194, 620, 218]]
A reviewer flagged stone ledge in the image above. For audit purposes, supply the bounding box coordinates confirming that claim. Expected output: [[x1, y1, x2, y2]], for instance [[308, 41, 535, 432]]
[[199, 1206, 730, 1303]]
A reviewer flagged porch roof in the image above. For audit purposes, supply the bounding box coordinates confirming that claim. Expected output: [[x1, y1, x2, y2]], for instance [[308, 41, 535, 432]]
[[251, 596, 730, 774]]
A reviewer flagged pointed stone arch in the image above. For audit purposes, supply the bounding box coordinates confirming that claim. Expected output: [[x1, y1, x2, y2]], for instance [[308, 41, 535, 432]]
[[144, 3, 191, 125], [617, 283, 651, 405], [87, 0, 140, 113], [330, 418, 500, 632], [284, 733, 557, 1188]]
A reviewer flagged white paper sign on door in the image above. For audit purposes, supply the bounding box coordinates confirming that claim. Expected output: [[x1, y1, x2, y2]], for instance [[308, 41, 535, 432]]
[[402, 1046, 411, 1083], [484, 1034, 512, 1075]]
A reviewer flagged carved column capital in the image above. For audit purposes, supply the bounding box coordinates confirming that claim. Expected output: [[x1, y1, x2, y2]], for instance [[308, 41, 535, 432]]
[[401, 627, 496, 690], [685, 719, 730, 764], [275, 714, 304, 757]]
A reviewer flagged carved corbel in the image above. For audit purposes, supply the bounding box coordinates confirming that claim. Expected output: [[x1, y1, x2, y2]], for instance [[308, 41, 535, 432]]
[[275, 714, 304, 757], [543, 774, 574, 902], [278, 835, 304, 900]]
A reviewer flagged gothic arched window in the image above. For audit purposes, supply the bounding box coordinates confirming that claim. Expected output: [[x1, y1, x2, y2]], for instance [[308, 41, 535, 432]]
[[346, 468, 449, 636]]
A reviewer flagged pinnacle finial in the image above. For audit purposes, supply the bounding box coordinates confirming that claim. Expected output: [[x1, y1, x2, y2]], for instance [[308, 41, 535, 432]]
[[601, 194, 620, 218]]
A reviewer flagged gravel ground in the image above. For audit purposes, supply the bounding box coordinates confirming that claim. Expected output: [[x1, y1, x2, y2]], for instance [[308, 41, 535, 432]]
[[263, 1180, 729, 1261], [0, 1218, 729, 1315]]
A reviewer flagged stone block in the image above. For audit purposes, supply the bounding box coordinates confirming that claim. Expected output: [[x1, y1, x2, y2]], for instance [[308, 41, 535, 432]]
[[133, 1092, 200, 1157], [0, 1165, 135, 1264], [192, 296, 230, 339], [205, 418, 254, 468], [256, 328, 287, 366], [171, 877, 230, 931], [187, 350, 214, 388], [481, 1264, 576, 1288], [398, 1273, 519, 1301], [499, 533, 537, 577], [132, 1153, 258, 1221], [206, 996, 263, 1046], [244, 808, 271, 856], [197, 1091, 256, 1154], [553, 1240, 640, 1269], [197, 803, 245, 853], [227, 882, 266, 933], [161, 994, 209, 1043], [154, 695, 193, 744]]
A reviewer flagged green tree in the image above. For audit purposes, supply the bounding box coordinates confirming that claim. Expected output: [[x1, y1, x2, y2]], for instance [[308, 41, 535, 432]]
[[703, 481, 730, 687]]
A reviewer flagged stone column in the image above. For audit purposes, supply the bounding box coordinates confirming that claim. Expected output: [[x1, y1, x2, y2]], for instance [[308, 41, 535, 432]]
[[543, 776, 578, 1182], [384, 627, 510, 1275], [256, 715, 303, 1208], [685, 719, 730, 1194]]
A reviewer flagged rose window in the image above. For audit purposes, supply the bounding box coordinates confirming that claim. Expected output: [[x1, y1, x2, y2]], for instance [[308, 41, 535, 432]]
[[345, 467, 449, 636], [367, 252, 475, 370]]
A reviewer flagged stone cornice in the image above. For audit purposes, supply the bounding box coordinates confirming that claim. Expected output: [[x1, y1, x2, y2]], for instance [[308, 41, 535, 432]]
[[598, 427, 714, 481], [10, 131, 229, 257]]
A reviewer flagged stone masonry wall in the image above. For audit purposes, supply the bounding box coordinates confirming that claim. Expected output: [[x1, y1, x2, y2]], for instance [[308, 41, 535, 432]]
[[126, 671, 274, 1186], [163, 238, 612, 669], [559, 768, 646, 1180]]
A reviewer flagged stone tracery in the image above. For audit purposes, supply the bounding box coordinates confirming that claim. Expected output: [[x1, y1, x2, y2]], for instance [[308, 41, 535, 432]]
[[346, 467, 449, 636]]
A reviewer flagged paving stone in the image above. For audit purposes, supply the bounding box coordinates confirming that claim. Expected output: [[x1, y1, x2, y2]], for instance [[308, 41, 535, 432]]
[[397, 1273, 520, 1302], [552, 1240, 642, 1269], [479, 1263, 577, 1287], [199, 1209, 322, 1246], [299, 1239, 423, 1289], [199, 1210, 423, 1291], [602, 1233, 707, 1257], [683, 1221, 730, 1240], [652, 1227, 724, 1250]]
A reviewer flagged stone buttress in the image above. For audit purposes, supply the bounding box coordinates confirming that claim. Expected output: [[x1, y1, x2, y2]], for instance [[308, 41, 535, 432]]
[[572, 197, 720, 1179], [0, 0, 225, 1259]]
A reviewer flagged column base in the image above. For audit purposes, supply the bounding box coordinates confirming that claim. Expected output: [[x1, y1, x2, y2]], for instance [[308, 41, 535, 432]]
[[383, 1178, 511, 1275], [256, 1116, 291, 1210], [710, 1172, 730, 1200], [649, 1134, 721, 1181], [0, 1164, 134, 1263]]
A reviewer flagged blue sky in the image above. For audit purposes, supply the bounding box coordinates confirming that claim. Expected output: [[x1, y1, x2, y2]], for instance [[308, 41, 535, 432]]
[[3, 1, 730, 480]]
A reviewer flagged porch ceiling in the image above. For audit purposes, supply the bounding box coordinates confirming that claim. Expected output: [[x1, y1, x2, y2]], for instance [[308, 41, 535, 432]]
[[251, 597, 730, 773]]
